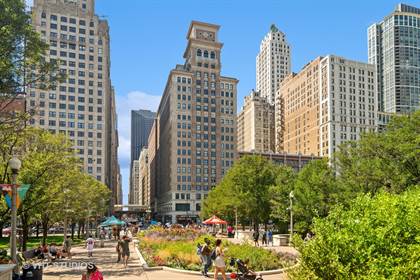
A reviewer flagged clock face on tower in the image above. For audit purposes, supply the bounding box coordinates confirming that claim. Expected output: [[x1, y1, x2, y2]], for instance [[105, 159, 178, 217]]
[[196, 29, 215, 41]]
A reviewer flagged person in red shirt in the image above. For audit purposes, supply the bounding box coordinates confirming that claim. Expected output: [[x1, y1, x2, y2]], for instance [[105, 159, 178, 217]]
[[82, 263, 103, 280]]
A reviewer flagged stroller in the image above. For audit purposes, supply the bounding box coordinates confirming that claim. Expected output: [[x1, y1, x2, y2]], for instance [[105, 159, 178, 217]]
[[229, 258, 263, 280]]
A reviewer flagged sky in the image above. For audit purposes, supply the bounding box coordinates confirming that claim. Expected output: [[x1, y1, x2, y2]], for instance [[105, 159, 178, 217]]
[[26, 0, 419, 204]]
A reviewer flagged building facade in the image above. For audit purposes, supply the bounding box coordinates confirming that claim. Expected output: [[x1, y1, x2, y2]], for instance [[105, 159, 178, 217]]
[[279, 55, 378, 157], [237, 90, 275, 152], [147, 120, 158, 213], [138, 148, 150, 207], [256, 24, 291, 105], [155, 21, 238, 223], [130, 109, 156, 164], [238, 151, 321, 172], [30, 0, 117, 199], [129, 160, 140, 205], [368, 3, 420, 113]]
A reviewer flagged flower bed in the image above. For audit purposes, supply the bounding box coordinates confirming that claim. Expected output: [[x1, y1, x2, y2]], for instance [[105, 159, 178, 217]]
[[138, 226, 296, 271]]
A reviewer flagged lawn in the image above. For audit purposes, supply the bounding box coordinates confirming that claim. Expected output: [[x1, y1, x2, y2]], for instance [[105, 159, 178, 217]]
[[0, 236, 84, 250], [138, 226, 297, 272]]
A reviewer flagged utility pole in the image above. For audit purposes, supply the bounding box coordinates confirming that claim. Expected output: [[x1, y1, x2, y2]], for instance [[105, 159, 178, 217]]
[[289, 191, 294, 246]]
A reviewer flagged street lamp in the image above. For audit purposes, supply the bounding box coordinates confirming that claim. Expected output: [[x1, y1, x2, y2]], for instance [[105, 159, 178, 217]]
[[289, 191, 294, 246], [8, 156, 21, 268]]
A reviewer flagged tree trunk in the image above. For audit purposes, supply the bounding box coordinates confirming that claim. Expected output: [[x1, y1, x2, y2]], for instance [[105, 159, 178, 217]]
[[71, 222, 75, 239], [41, 217, 49, 246], [0, 224, 3, 238], [21, 213, 30, 252], [36, 222, 39, 238], [77, 221, 81, 239]]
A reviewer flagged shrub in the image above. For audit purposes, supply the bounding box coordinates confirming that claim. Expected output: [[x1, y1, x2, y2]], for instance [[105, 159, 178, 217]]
[[290, 187, 420, 279]]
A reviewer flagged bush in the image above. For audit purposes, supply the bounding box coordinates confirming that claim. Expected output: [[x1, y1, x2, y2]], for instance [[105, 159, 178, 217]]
[[290, 187, 420, 279]]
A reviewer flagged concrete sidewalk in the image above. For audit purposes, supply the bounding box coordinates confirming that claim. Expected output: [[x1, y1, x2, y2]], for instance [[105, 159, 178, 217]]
[[43, 239, 142, 279]]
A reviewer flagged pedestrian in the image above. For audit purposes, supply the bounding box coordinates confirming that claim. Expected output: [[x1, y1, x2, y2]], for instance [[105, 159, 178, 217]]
[[121, 235, 131, 268], [200, 238, 212, 277], [268, 229, 273, 246], [116, 237, 123, 263], [213, 239, 226, 280], [86, 235, 95, 257], [82, 262, 103, 280], [262, 230, 267, 246], [63, 236, 72, 259], [253, 229, 259, 247]]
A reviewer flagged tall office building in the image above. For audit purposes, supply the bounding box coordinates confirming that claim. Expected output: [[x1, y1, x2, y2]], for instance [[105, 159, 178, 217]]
[[130, 109, 155, 163], [256, 24, 291, 105], [237, 90, 275, 152], [30, 0, 117, 196], [279, 55, 377, 157], [155, 21, 238, 223], [129, 160, 140, 205], [368, 3, 420, 113]]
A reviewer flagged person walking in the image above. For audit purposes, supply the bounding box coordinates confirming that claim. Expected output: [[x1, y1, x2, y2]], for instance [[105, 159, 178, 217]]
[[268, 229, 273, 246], [200, 238, 212, 277], [213, 239, 226, 280], [253, 229, 259, 247], [63, 236, 72, 259], [116, 237, 124, 263], [262, 230, 267, 246], [86, 235, 95, 257], [121, 235, 131, 268]]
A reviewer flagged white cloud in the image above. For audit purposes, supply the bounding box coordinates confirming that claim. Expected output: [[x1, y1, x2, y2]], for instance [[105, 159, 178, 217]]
[[116, 91, 161, 203]]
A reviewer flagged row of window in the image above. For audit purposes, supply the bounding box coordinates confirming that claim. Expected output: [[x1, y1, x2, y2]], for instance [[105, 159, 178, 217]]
[[45, 14, 91, 26], [196, 49, 216, 59], [36, 119, 103, 130]]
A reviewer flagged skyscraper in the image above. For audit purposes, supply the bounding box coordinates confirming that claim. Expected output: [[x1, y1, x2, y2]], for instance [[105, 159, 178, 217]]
[[237, 90, 275, 153], [279, 55, 377, 157], [29, 0, 118, 198], [368, 3, 420, 113], [256, 24, 291, 105], [154, 21, 238, 223], [130, 109, 155, 165]]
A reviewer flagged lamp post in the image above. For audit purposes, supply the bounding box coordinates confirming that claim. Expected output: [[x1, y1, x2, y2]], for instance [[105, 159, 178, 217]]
[[289, 191, 294, 246], [8, 156, 21, 268], [235, 206, 238, 239]]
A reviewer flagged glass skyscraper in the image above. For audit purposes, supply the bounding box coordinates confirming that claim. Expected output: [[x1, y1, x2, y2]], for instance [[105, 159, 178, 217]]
[[368, 3, 420, 113]]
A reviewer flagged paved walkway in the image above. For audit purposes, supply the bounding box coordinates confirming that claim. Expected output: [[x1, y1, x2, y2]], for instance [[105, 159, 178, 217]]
[[41, 239, 288, 279]]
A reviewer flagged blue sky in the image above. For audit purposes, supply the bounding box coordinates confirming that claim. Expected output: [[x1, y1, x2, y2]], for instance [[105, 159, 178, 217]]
[[27, 0, 420, 203]]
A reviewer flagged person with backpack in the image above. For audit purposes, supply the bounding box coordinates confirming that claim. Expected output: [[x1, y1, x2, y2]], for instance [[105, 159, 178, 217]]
[[213, 239, 226, 280], [200, 238, 212, 277]]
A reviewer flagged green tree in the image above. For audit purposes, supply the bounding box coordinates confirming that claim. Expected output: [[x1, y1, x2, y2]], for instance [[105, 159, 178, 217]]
[[278, 159, 344, 234], [290, 187, 420, 280], [202, 155, 281, 228], [0, 0, 61, 104], [334, 111, 420, 194]]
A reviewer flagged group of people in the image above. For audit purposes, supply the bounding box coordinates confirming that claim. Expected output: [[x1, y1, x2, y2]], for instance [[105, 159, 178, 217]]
[[252, 229, 273, 247], [33, 236, 72, 262], [197, 238, 227, 280]]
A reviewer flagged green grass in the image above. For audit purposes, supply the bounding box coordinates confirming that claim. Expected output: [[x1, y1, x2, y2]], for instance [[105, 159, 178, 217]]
[[0, 236, 84, 250]]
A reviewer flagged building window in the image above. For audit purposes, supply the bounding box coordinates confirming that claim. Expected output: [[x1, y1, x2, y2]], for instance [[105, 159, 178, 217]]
[[197, 49, 202, 57]]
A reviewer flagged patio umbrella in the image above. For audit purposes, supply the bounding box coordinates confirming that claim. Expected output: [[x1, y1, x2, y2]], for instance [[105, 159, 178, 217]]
[[100, 216, 126, 227], [202, 215, 228, 225]]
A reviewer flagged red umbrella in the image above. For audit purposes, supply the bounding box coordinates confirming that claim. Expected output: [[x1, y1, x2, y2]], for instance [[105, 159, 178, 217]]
[[203, 215, 228, 225]]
